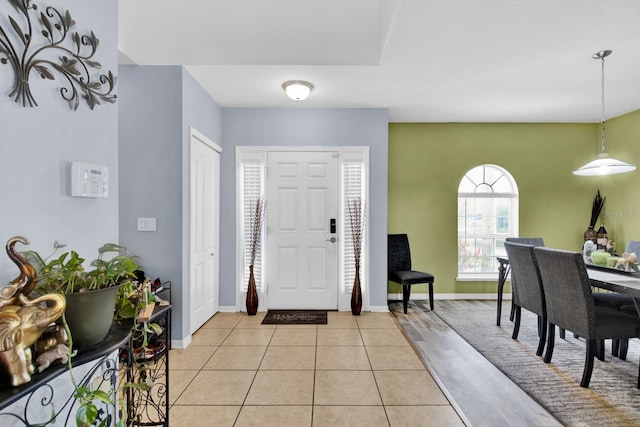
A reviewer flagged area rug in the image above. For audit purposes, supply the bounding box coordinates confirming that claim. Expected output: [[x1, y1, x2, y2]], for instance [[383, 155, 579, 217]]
[[261, 310, 327, 325], [431, 300, 640, 427]]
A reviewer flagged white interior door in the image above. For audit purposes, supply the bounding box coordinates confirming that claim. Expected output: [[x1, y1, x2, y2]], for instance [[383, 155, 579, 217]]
[[190, 129, 220, 333], [267, 151, 338, 309]]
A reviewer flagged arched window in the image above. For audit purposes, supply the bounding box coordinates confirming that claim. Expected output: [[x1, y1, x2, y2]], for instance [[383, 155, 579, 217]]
[[457, 164, 518, 278]]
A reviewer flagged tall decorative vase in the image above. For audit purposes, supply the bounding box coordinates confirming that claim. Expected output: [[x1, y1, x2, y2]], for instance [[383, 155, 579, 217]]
[[246, 265, 258, 315], [351, 265, 362, 315]]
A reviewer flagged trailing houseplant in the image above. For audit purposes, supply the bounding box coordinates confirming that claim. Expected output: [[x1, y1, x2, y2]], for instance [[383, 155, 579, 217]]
[[25, 242, 140, 348], [24, 241, 161, 426], [26, 242, 138, 294]]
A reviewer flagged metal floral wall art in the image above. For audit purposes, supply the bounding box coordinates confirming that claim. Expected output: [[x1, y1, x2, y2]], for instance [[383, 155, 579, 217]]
[[0, 0, 116, 110]]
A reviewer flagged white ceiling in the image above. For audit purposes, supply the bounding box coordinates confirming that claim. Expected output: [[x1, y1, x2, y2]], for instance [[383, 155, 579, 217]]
[[118, 0, 640, 123]]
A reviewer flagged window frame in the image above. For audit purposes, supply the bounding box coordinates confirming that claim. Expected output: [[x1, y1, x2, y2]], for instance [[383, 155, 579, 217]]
[[456, 164, 519, 281]]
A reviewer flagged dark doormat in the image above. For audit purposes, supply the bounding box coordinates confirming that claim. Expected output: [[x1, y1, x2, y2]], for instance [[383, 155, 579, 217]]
[[261, 310, 328, 325]]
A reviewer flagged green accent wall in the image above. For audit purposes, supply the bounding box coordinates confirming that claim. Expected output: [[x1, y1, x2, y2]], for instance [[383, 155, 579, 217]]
[[388, 110, 640, 295]]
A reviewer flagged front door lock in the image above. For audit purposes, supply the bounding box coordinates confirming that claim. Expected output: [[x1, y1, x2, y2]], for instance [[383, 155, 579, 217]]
[[325, 237, 337, 243]]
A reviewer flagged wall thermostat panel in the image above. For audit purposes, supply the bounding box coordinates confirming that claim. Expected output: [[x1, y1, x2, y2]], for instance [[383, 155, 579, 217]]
[[71, 162, 109, 198]]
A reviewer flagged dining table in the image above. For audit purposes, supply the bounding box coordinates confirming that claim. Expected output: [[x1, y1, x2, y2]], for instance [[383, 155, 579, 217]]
[[586, 265, 640, 315], [495, 256, 640, 326]]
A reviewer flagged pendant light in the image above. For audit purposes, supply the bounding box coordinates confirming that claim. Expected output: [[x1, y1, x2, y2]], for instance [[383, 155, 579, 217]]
[[573, 50, 636, 176]]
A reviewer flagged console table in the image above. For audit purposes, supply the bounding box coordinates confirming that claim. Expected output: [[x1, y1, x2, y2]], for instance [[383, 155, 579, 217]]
[[0, 302, 171, 426], [124, 304, 171, 426], [0, 323, 130, 426]]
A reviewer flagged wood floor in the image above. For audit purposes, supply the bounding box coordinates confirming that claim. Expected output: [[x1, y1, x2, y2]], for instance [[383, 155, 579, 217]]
[[390, 300, 562, 427]]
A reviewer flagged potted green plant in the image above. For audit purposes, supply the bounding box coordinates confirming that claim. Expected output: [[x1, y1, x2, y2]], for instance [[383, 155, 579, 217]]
[[23, 241, 161, 426], [25, 242, 140, 348]]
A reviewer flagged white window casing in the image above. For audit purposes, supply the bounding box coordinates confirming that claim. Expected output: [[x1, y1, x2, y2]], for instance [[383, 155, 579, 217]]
[[457, 164, 519, 280]]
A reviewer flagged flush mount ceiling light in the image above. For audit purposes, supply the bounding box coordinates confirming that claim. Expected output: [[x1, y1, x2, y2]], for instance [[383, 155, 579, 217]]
[[282, 80, 314, 101], [573, 50, 636, 176]]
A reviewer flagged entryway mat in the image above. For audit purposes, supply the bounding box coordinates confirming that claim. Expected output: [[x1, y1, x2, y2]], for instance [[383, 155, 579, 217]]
[[261, 310, 328, 325]]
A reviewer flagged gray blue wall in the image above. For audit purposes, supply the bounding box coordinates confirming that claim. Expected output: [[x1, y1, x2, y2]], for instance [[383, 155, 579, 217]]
[[0, 0, 119, 282], [118, 65, 221, 343], [0, 0, 389, 347], [220, 108, 389, 308]]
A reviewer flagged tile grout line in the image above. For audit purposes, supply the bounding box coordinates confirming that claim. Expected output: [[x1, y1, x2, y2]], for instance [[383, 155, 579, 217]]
[[233, 313, 275, 426], [168, 318, 236, 410], [310, 324, 318, 427], [360, 316, 394, 427]]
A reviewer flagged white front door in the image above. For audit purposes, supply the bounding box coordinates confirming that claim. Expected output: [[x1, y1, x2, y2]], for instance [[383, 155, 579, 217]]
[[267, 151, 338, 309], [189, 129, 220, 333]]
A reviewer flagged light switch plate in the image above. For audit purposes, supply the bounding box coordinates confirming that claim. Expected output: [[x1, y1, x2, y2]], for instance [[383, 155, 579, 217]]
[[137, 217, 157, 232]]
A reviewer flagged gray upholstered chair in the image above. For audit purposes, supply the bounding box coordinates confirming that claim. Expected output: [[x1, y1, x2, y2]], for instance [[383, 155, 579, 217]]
[[591, 240, 640, 358], [625, 240, 640, 256], [505, 237, 545, 247], [388, 234, 435, 314], [534, 246, 640, 388], [503, 238, 566, 339], [504, 242, 547, 356], [505, 238, 544, 319]]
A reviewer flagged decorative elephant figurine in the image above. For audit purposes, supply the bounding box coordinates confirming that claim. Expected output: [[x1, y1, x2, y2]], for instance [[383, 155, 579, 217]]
[[0, 236, 37, 308], [0, 293, 66, 386], [35, 343, 77, 373]]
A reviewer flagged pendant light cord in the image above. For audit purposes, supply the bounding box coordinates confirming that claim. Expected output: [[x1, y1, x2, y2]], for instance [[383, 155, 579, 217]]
[[600, 53, 606, 155]]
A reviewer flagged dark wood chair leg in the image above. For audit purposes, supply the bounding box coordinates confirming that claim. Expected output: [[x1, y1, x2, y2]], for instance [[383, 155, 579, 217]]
[[559, 328, 565, 339], [619, 339, 629, 360], [537, 315, 543, 337], [402, 284, 411, 314], [581, 339, 596, 388], [612, 338, 620, 357], [428, 281, 434, 311], [536, 318, 547, 357], [510, 301, 516, 322], [595, 339, 605, 361], [544, 323, 555, 363], [511, 306, 521, 340]]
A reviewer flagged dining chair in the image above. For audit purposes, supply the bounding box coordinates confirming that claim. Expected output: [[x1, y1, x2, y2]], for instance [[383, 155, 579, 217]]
[[590, 241, 640, 358], [388, 234, 435, 314], [534, 246, 640, 388], [503, 238, 566, 339], [625, 240, 640, 256], [504, 242, 547, 356], [504, 238, 545, 322]]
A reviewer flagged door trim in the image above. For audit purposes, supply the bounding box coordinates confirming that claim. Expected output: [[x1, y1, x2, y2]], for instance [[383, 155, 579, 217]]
[[235, 146, 370, 312]]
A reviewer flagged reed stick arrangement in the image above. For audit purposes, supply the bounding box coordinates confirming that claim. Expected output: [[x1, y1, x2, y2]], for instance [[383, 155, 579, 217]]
[[248, 197, 266, 266], [348, 197, 365, 268]]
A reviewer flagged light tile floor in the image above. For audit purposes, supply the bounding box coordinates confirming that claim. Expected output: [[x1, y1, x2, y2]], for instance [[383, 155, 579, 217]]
[[169, 311, 465, 426]]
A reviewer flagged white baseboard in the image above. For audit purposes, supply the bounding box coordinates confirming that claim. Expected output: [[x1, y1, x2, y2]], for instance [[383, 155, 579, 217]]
[[217, 306, 390, 313], [368, 305, 390, 312], [171, 334, 192, 350], [387, 293, 511, 301]]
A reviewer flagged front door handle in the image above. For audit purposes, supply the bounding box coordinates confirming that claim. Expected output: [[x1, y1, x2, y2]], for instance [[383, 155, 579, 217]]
[[325, 237, 337, 243]]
